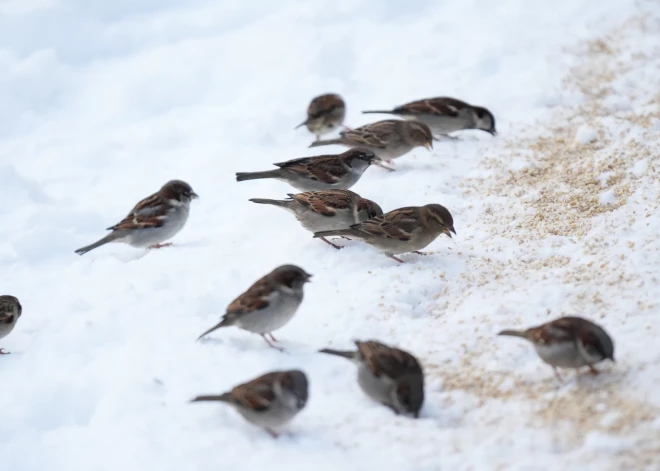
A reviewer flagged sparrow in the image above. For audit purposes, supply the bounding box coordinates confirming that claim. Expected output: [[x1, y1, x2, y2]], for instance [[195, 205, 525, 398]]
[[308, 119, 433, 164], [295, 93, 346, 141], [248, 189, 383, 249], [191, 369, 308, 438], [498, 316, 615, 378], [75, 180, 198, 255], [313, 203, 455, 262], [362, 97, 496, 138], [320, 340, 424, 417], [236, 149, 382, 192], [0, 295, 22, 355], [197, 265, 312, 349]]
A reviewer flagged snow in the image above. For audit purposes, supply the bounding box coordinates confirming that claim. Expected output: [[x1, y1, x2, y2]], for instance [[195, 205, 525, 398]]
[[1, 1, 660, 470], [575, 125, 598, 144]]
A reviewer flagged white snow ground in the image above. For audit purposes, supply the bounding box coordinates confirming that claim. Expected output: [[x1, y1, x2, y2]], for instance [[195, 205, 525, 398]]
[[1, 1, 660, 470]]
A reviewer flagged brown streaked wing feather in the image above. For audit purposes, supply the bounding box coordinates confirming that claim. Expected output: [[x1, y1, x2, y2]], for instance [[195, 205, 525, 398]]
[[291, 190, 356, 216], [351, 207, 421, 241], [225, 275, 272, 314], [231, 372, 280, 411], [342, 122, 397, 149], [107, 192, 168, 231], [0, 312, 13, 324], [308, 95, 344, 120], [397, 97, 470, 117], [287, 157, 347, 183], [357, 341, 422, 379]]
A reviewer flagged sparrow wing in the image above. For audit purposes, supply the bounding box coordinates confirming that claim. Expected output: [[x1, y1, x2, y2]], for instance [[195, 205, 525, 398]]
[[341, 121, 399, 149], [357, 341, 423, 380], [290, 190, 357, 217], [106, 192, 169, 231], [230, 372, 280, 411], [277, 156, 347, 184], [225, 275, 274, 314], [350, 207, 421, 241], [308, 95, 344, 120]]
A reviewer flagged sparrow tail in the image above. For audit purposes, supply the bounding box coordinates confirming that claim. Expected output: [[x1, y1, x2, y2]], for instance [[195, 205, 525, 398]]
[[498, 329, 528, 339], [236, 170, 282, 182], [190, 393, 233, 403], [74, 233, 121, 255], [294, 119, 308, 129], [319, 348, 356, 360], [249, 198, 290, 208], [197, 318, 231, 341], [361, 110, 397, 115], [313, 228, 358, 239], [308, 138, 343, 148]]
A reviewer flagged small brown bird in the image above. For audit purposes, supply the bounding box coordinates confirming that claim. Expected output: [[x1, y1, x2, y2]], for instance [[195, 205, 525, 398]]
[[249, 189, 383, 249], [498, 316, 615, 378], [0, 295, 22, 355], [295, 93, 346, 141], [308, 119, 433, 165], [191, 370, 309, 438], [313, 204, 455, 262], [320, 340, 424, 417], [197, 265, 312, 349], [236, 149, 380, 191], [363, 97, 496, 138]]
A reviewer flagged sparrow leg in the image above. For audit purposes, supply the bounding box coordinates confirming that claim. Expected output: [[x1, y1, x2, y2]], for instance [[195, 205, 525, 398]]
[[0, 348, 10, 355], [413, 251, 428, 256], [340, 236, 352, 240], [387, 254, 406, 263], [267, 333, 278, 342], [149, 242, 173, 249], [266, 428, 279, 438], [320, 237, 343, 250], [260, 334, 284, 351], [383, 403, 400, 415], [552, 367, 563, 380], [373, 160, 396, 172]]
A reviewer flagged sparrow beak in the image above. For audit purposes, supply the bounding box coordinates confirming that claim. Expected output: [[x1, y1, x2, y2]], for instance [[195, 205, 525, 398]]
[[304, 273, 313, 282], [444, 227, 455, 238], [191, 191, 199, 199], [489, 129, 497, 136], [424, 142, 433, 151]]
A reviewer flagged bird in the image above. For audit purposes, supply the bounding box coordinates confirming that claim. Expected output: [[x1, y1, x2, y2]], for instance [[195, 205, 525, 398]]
[[307, 119, 433, 165], [0, 295, 22, 355], [295, 93, 346, 141], [236, 149, 382, 191], [191, 370, 309, 438], [313, 204, 455, 262], [320, 340, 424, 417], [248, 189, 383, 249], [197, 265, 312, 349], [362, 97, 496, 138], [75, 180, 198, 255], [498, 316, 615, 378]]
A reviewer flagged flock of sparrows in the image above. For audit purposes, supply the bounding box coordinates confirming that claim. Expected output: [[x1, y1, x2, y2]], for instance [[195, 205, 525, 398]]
[[1, 94, 616, 438]]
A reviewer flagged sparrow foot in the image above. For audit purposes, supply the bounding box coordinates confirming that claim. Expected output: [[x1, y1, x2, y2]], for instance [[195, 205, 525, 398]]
[[261, 334, 284, 351], [0, 348, 10, 355], [266, 428, 279, 438], [320, 237, 343, 250], [388, 254, 405, 263], [149, 242, 173, 249]]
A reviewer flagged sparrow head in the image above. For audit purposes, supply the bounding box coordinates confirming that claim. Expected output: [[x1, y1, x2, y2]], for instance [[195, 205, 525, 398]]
[[357, 198, 384, 219], [161, 180, 199, 205], [279, 370, 309, 409], [341, 148, 379, 168], [422, 204, 455, 237], [0, 295, 22, 320], [395, 374, 425, 418], [405, 121, 434, 150], [473, 106, 497, 135], [271, 265, 313, 290]]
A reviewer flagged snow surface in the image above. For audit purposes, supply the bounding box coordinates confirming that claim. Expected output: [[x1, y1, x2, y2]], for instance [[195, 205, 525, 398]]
[[1, 1, 660, 470]]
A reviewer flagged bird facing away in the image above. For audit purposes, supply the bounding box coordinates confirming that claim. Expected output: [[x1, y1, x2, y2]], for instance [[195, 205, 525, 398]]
[[320, 340, 424, 417], [313, 203, 455, 262], [236, 149, 381, 192], [308, 119, 433, 164], [197, 265, 312, 349], [191, 370, 309, 438], [363, 97, 496, 138], [498, 316, 615, 378], [248, 189, 383, 249], [295, 93, 346, 141], [75, 180, 198, 255], [0, 295, 22, 355]]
